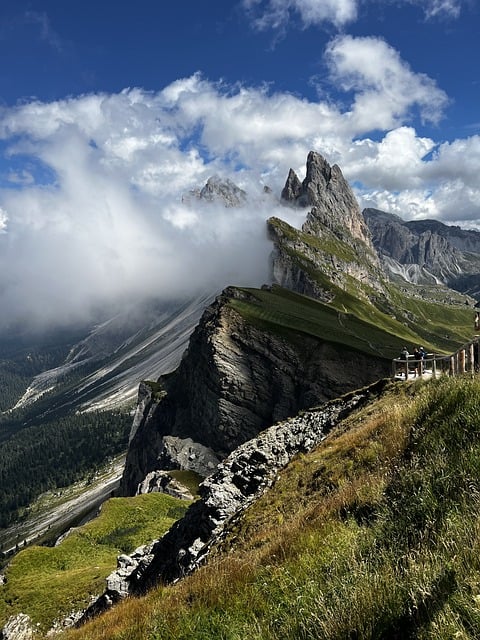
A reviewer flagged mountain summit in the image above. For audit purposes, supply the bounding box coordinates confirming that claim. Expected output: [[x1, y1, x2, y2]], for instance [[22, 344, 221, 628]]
[[281, 151, 374, 250], [269, 151, 383, 302]]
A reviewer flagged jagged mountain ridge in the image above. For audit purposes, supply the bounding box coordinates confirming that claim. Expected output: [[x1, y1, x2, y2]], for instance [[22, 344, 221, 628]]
[[270, 152, 384, 304], [121, 153, 396, 496], [121, 151, 473, 498], [121, 286, 391, 495], [1, 152, 477, 637], [364, 207, 480, 297]]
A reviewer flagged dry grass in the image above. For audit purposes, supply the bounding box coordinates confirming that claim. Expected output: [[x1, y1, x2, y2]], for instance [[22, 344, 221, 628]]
[[61, 377, 480, 639]]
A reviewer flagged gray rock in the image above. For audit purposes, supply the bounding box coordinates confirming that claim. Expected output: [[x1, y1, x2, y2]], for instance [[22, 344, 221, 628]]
[[363, 208, 480, 298], [156, 436, 220, 477], [184, 176, 247, 208], [1, 614, 35, 640], [270, 152, 384, 303], [281, 151, 375, 251], [281, 168, 302, 202], [120, 288, 389, 496], [136, 471, 194, 500]]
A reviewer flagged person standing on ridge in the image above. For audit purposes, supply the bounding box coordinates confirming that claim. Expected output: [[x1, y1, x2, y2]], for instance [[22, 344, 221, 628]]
[[400, 346, 409, 379]]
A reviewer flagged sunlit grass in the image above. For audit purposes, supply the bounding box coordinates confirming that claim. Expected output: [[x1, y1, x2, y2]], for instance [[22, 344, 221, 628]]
[[0, 493, 190, 633], [59, 376, 480, 640]]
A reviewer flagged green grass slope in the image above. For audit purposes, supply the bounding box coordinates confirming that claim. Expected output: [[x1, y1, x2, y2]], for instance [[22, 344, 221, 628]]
[[230, 284, 473, 360], [0, 493, 191, 633], [63, 375, 480, 640]]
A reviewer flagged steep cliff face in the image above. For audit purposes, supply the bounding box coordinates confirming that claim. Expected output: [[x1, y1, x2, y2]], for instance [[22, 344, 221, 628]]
[[121, 286, 390, 495], [364, 208, 480, 296], [270, 152, 384, 303]]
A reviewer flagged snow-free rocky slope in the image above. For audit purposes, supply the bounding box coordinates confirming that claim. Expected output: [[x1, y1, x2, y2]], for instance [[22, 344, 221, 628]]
[[81, 153, 474, 627], [6, 293, 213, 417], [121, 152, 473, 496], [364, 207, 480, 297]]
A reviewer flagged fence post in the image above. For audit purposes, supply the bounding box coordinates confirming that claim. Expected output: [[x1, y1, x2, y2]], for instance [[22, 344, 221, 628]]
[[469, 343, 475, 374], [459, 349, 466, 374], [450, 356, 455, 376], [432, 356, 437, 379]]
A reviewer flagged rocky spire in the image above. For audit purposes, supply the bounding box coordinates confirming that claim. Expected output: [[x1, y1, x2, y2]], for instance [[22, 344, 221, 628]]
[[281, 151, 374, 250], [281, 168, 302, 202]]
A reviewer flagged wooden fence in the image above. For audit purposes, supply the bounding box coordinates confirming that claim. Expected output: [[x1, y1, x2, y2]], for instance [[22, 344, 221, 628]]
[[392, 337, 480, 380]]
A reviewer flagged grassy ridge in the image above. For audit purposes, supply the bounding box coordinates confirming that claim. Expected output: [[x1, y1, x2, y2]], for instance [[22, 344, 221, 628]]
[[0, 493, 191, 633], [229, 285, 472, 359], [63, 375, 480, 639]]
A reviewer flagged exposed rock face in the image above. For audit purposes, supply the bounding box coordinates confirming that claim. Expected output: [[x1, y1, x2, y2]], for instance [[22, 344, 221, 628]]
[[0, 614, 35, 640], [282, 151, 375, 250], [281, 168, 302, 202], [155, 436, 220, 477], [82, 379, 388, 620], [185, 176, 247, 208], [136, 471, 194, 500], [269, 152, 384, 302], [364, 208, 480, 297], [121, 287, 390, 496]]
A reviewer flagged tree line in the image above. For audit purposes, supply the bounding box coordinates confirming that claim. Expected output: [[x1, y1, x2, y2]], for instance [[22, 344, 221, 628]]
[[0, 410, 131, 528]]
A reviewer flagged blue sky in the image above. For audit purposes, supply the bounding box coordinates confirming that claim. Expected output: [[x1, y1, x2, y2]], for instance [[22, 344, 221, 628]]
[[0, 0, 479, 328]]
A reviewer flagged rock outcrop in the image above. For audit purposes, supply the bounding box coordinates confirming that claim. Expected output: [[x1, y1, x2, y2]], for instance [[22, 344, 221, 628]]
[[0, 614, 35, 640], [121, 287, 390, 496], [281, 151, 375, 250], [121, 152, 396, 496], [136, 471, 194, 500], [82, 379, 389, 621]]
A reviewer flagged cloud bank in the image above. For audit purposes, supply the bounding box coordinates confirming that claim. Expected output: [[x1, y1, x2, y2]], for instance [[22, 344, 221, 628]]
[[0, 34, 479, 329]]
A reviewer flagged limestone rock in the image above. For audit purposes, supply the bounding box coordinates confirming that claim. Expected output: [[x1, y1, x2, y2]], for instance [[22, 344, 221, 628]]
[[282, 151, 375, 250], [1, 614, 35, 640], [364, 208, 480, 297], [184, 176, 247, 208], [156, 436, 220, 477], [270, 152, 384, 303], [120, 288, 389, 496], [136, 471, 194, 500], [281, 168, 302, 202]]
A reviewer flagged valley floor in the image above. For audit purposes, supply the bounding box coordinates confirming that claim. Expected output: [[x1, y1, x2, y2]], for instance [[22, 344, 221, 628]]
[[0, 455, 125, 559]]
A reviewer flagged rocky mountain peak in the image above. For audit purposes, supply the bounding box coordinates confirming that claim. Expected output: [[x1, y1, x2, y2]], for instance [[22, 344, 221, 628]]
[[281, 151, 374, 250], [363, 207, 480, 297], [280, 168, 302, 202], [184, 175, 247, 208]]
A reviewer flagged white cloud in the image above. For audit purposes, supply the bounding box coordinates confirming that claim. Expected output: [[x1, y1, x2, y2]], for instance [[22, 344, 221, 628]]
[[242, 0, 466, 30], [325, 35, 449, 131], [0, 207, 8, 232], [345, 127, 436, 189], [415, 0, 463, 19], [0, 53, 478, 328], [243, 0, 357, 29]]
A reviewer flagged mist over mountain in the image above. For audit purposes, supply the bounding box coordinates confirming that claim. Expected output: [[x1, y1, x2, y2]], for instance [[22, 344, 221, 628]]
[[0, 177, 285, 333]]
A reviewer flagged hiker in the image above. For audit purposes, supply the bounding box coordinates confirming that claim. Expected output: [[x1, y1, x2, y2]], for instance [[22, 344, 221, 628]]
[[413, 347, 421, 377], [419, 346, 426, 375], [400, 346, 409, 379], [475, 312, 479, 332]]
